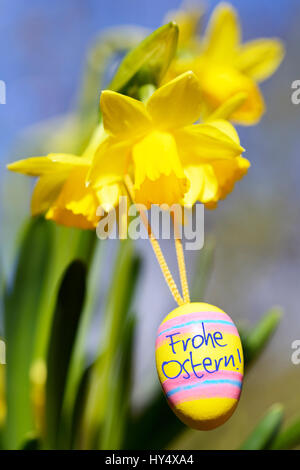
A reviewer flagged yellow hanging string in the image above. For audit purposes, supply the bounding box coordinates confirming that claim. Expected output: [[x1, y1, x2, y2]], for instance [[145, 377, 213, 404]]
[[173, 213, 190, 304], [124, 174, 190, 306]]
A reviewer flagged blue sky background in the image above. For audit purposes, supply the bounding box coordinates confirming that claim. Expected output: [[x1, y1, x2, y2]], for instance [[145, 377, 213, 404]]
[[1, 0, 300, 449]]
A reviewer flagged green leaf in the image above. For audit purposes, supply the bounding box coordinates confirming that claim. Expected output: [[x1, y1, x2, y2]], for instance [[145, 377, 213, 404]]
[[68, 361, 94, 449], [33, 225, 96, 363], [59, 242, 103, 449], [20, 435, 40, 450], [45, 260, 87, 449], [240, 307, 283, 368], [4, 217, 54, 449], [271, 417, 300, 450], [239, 404, 284, 450], [109, 22, 179, 93], [0, 363, 5, 449], [2, 215, 95, 450], [101, 314, 136, 450], [80, 240, 141, 449]]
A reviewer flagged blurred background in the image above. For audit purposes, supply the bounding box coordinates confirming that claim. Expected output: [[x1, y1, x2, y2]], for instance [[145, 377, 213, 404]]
[[0, 0, 299, 449]]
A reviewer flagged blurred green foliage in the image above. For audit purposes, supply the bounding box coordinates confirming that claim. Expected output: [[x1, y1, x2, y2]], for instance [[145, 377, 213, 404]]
[[240, 404, 284, 450]]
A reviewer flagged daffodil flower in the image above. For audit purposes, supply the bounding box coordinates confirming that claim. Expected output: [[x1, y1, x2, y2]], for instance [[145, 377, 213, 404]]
[[7, 73, 249, 230], [88, 71, 247, 210], [166, 2, 284, 125], [7, 126, 122, 229]]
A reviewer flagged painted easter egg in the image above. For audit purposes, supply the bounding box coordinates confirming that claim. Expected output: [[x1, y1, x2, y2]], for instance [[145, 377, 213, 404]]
[[155, 302, 244, 430]]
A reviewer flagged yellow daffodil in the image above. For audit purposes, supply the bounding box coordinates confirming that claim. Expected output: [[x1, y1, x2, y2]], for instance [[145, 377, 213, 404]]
[[89, 71, 248, 210], [7, 74, 249, 229], [7, 126, 122, 229], [164, 4, 203, 50], [183, 119, 250, 208], [165, 2, 284, 125]]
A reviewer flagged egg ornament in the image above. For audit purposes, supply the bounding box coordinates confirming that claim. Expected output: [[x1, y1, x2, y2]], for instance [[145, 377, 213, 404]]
[[155, 302, 244, 430]]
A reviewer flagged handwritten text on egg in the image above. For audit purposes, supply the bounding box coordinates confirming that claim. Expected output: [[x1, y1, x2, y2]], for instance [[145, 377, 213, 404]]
[[162, 322, 242, 380]]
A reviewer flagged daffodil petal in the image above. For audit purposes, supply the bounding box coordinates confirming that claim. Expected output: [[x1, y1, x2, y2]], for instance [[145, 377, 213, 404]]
[[206, 92, 247, 122], [46, 207, 96, 230], [31, 173, 67, 216], [96, 183, 122, 212], [208, 119, 240, 144], [100, 90, 151, 138], [147, 71, 202, 129], [183, 155, 250, 208], [7, 154, 88, 177], [183, 166, 202, 207], [209, 155, 250, 202], [183, 164, 219, 206], [236, 38, 285, 82], [199, 62, 265, 125], [88, 136, 131, 188], [46, 168, 100, 229], [174, 122, 244, 166], [204, 3, 240, 62]]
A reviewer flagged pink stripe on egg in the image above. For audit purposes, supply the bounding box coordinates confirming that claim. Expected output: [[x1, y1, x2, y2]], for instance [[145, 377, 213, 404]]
[[169, 383, 241, 406], [157, 311, 231, 335], [161, 370, 243, 393]]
